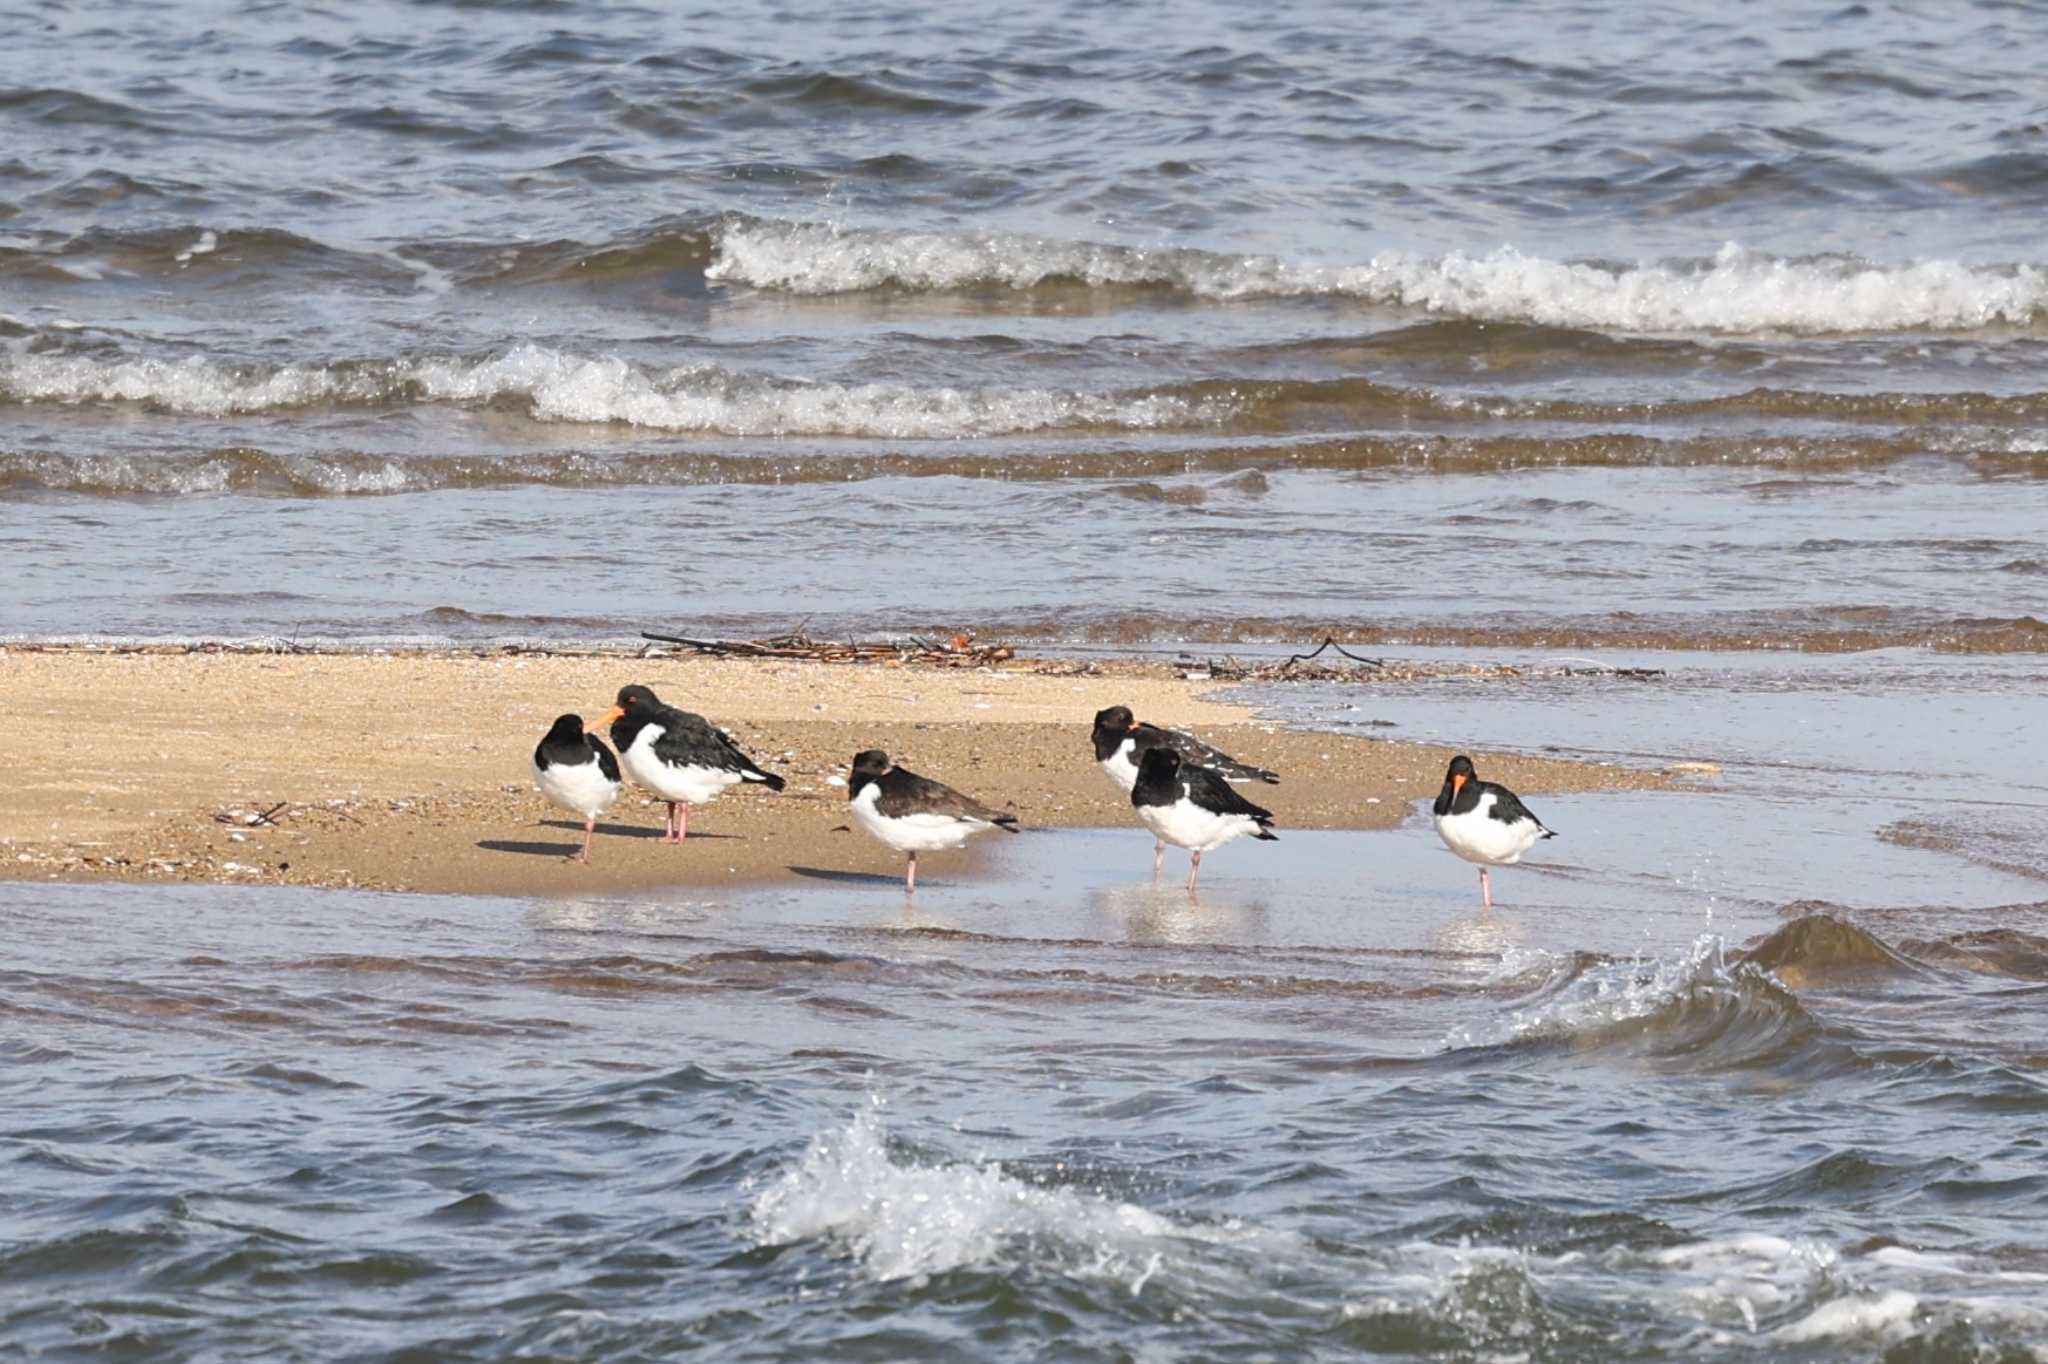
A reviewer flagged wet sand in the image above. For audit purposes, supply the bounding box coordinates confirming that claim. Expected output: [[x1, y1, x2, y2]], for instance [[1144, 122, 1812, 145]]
[[0, 647, 1669, 894]]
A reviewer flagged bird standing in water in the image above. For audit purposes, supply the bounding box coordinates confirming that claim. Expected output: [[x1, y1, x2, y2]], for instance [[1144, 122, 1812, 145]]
[[847, 749, 1019, 891], [1432, 754, 1555, 909], [1092, 704, 1278, 872], [1129, 747, 1278, 892]]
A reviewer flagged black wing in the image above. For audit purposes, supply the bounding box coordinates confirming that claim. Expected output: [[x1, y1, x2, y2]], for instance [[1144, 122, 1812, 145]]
[[1143, 723, 1280, 784], [588, 735, 621, 783], [876, 769, 1019, 828], [1483, 781, 1551, 834], [1182, 762, 1275, 823], [653, 710, 786, 789]]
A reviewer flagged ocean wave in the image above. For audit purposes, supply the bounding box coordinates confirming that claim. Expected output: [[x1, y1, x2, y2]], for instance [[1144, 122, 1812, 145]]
[[9, 432, 2032, 501], [24, 344, 2048, 439], [1342, 1233, 2043, 1353], [0, 345, 1229, 436], [1442, 934, 1826, 1069], [747, 1102, 1288, 1287], [18, 215, 2048, 335], [708, 222, 2048, 334], [1737, 913, 1925, 986], [0, 225, 419, 288]]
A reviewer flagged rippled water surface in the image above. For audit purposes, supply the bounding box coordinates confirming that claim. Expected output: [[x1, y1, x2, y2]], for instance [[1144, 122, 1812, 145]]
[[4, 0, 2047, 644], [8, 666, 2048, 1360], [8, 11, 2048, 1349]]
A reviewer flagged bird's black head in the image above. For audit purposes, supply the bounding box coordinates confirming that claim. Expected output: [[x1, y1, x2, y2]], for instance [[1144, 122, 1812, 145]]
[[1435, 754, 1478, 816], [597, 684, 663, 741], [1093, 705, 1135, 737], [1092, 705, 1137, 761], [849, 749, 891, 798], [543, 713, 587, 744], [1136, 746, 1182, 780], [615, 684, 662, 713]]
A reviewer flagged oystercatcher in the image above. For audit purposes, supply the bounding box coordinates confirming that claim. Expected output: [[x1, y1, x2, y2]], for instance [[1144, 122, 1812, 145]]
[[531, 713, 621, 864], [1129, 747, 1277, 892], [1432, 754, 1555, 909], [597, 684, 785, 842], [1093, 704, 1278, 869], [848, 749, 1019, 891]]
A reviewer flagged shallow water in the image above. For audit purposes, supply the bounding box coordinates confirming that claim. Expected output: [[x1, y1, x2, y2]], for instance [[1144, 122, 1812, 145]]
[[4, 0, 2048, 646], [8, 667, 2048, 1360], [6, 836, 2046, 1361]]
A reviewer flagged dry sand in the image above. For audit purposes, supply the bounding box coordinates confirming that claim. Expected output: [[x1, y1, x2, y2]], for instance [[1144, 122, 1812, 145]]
[[0, 647, 1669, 895]]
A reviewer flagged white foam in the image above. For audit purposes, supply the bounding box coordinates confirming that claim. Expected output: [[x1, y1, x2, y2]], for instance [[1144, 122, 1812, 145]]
[[1, 353, 380, 416], [709, 221, 2048, 334], [747, 1104, 1274, 1287], [0, 345, 1227, 437], [174, 230, 218, 266], [1443, 934, 1753, 1050], [406, 346, 1223, 436], [1773, 1289, 1921, 1343]]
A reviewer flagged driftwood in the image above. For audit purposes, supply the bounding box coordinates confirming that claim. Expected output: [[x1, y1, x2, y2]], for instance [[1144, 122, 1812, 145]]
[[1178, 640, 1665, 685], [640, 629, 1015, 668]]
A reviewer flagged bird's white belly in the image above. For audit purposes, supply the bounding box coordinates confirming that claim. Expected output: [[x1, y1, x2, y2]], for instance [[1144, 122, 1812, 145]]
[[1099, 746, 1139, 792], [533, 756, 618, 820], [1137, 795, 1256, 853], [621, 727, 742, 804], [1434, 797, 1542, 866], [851, 787, 987, 852]]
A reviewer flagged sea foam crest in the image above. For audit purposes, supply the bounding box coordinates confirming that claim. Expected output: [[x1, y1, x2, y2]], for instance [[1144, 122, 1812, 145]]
[[0, 345, 1224, 436], [748, 1104, 1272, 1286], [1442, 934, 1797, 1052], [710, 221, 2048, 334]]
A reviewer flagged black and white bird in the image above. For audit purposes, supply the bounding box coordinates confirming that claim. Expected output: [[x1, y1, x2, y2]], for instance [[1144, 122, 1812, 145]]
[[597, 684, 786, 843], [531, 713, 622, 864], [1092, 705, 1280, 790], [1092, 704, 1278, 867], [1129, 747, 1277, 892], [848, 749, 1019, 891], [1432, 754, 1555, 910]]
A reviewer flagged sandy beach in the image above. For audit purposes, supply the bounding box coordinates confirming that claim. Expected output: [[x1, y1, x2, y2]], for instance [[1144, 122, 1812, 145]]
[[0, 645, 1669, 895]]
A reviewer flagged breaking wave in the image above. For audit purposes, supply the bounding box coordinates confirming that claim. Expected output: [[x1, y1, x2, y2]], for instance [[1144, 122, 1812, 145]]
[[1443, 934, 1829, 1070], [14, 340, 2048, 444], [709, 221, 2048, 334], [0, 345, 1228, 436], [18, 217, 2047, 335], [748, 1102, 1285, 1287]]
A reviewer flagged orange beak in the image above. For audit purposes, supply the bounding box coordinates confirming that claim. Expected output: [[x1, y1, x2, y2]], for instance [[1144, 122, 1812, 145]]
[[1451, 773, 1467, 797], [596, 705, 624, 728]]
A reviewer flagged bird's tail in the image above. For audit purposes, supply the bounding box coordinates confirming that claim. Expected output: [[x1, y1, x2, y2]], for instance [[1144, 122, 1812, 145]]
[[994, 814, 1022, 833], [745, 768, 787, 791], [1254, 826, 1279, 841]]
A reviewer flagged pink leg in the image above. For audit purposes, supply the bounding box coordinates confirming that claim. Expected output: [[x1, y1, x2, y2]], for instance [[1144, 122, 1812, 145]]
[[578, 815, 595, 864], [1480, 867, 1493, 911], [1153, 840, 1166, 876], [1187, 850, 1202, 894], [905, 852, 917, 893], [677, 804, 689, 842]]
